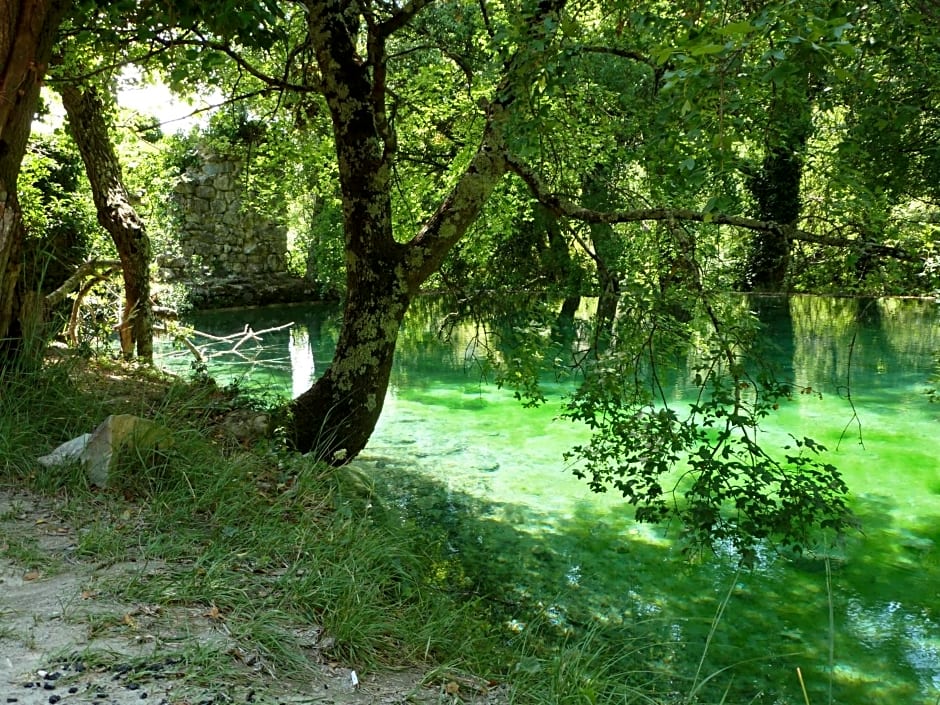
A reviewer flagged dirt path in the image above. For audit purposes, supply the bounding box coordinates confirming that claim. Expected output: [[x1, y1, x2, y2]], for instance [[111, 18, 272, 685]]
[[0, 489, 504, 705]]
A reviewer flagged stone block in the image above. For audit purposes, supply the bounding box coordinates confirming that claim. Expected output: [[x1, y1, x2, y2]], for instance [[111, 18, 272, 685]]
[[38, 414, 174, 488]]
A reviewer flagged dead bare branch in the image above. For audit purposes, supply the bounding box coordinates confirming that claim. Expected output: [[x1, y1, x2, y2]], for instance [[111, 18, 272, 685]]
[[175, 322, 295, 363]]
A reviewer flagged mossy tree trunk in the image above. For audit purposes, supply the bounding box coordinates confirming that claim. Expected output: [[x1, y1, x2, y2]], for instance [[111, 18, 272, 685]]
[[581, 164, 623, 352], [60, 84, 153, 361], [288, 0, 564, 462], [0, 0, 71, 361], [744, 145, 805, 291], [535, 204, 582, 326], [743, 62, 816, 292]]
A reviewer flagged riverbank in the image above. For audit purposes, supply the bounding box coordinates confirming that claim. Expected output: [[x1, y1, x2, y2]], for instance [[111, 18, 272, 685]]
[[0, 485, 504, 705], [3, 356, 696, 705], [0, 357, 509, 704]]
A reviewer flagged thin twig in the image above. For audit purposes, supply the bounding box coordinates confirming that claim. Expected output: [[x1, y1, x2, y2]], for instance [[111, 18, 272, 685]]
[[836, 301, 871, 451]]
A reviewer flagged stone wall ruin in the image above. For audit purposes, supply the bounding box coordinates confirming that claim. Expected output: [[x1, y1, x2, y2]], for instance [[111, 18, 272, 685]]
[[158, 149, 314, 307], [167, 149, 286, 276]]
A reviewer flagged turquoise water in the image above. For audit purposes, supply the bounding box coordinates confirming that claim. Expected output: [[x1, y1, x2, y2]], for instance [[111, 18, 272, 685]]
[[159, 295, 940, 704]]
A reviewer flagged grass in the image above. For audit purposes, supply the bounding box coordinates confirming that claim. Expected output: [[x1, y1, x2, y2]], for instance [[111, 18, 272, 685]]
[[0, 352, 828, 704], [0, 355, 506, 687]]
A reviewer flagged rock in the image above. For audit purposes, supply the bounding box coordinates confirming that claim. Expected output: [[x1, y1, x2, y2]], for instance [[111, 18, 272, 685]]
[[38, 415, 174, 488], [220, 410, 270, 444], [37, 434, 92, 468]]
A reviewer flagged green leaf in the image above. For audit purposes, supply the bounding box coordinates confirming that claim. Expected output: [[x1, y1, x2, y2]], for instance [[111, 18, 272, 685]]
[[830, 20, 853, 40], [653, 47, 674, 65], [716, 21, 754, 38], [689, 43, 726, 56], [761, 64, 792, 86]]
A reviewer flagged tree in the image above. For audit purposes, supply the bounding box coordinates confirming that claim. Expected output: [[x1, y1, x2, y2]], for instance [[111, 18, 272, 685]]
[[286, 0, 549, 461], [742, 58, 816, 291], [59, 83, 154, 360], [0, 0, 72, 359]]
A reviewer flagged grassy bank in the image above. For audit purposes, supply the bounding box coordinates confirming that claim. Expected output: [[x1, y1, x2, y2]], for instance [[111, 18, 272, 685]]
[[0, 355, 714, 704]]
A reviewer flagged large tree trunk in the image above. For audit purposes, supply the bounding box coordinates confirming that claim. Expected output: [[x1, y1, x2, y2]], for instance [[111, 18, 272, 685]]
[[289, 265, 411, 462], [287, 0, 565, 461], [0, 0, 71, 361], [59, 84, 153, 361], [743, 63, 816, 292], [581, 165, 622, 353], [288, 1, 410, 460]]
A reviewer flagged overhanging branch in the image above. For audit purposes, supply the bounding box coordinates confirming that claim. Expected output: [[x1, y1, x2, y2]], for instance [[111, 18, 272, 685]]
[[506, 155, 921, 263], [126, 87, 271, 132], [376, 0, 435, 39], [45, 259, 122, 308], [170, 34, 321, 93], [580, 45, 660, 68]]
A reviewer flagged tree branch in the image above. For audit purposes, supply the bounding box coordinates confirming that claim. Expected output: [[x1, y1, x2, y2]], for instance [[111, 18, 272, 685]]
[[171, 35, 321, 92], [505, 155, 921, 262], [47, 44, 176, 85], [125, 88, 271, 132], [44, 259, 122, 308], [365, 14, 395, 158], [404, 0, 571, 286], [376, 0, 435, 39], [580, 45, 659, 68]]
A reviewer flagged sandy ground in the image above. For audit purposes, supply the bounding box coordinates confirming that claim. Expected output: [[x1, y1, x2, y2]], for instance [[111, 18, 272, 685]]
[[0, 489, 505, 705]]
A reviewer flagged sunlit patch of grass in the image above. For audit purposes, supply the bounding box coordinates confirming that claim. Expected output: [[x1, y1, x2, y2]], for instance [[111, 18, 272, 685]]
[[105, 453, 497, 674]]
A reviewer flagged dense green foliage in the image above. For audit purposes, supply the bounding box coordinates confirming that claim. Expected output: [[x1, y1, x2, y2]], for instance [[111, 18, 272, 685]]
[[18, 130, 99, 291], [9, 0, 940, 556], [42, 0, 940, 303], [70, 0, 935, 300]]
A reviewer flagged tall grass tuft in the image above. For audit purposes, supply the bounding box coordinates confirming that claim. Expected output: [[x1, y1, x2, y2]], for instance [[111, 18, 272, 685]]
[[1, 354, 104, 490]]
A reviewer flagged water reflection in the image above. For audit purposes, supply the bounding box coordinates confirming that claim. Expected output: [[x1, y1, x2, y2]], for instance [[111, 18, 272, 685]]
[[289, 325, 314, 398], [845, 598, 940, 693], [158, 295, 940, 703]]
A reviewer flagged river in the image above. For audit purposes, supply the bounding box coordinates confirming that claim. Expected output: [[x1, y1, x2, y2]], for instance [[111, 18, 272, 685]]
[[158, 294, 940, 704]]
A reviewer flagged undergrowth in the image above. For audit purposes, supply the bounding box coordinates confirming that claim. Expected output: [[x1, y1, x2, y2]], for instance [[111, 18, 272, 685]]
[[0, 354, 820, 703]]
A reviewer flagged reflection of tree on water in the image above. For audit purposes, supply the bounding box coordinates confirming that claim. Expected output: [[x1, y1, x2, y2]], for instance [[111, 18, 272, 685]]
[[169, 295, 939, 438], [289, 326, 314, 399], [160, 303, 343, 395], [788, 296, 940, 399]]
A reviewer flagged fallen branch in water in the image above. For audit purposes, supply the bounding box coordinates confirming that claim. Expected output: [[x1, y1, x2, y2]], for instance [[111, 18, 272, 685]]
[[174, 322, 294, 363]]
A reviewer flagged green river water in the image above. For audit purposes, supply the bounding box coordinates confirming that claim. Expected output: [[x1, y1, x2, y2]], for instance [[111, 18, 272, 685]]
[[159, 295, 940, 704]]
